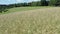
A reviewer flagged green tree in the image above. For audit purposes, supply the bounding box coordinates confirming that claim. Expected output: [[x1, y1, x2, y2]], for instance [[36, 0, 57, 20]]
[[31, 2, 37, 6], [41, 0, 48, 6], [37, 1, 41, 6], [55, 0, 60, 6], [0, 5, 8, 13], [49, 0, 56, 6]]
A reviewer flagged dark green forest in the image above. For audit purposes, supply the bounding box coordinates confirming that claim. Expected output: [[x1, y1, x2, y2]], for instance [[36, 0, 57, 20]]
[[0, 0, 60, 13]]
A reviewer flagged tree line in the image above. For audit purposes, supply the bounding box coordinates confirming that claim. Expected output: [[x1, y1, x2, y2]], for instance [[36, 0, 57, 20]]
[[0, 0, 60, 13]]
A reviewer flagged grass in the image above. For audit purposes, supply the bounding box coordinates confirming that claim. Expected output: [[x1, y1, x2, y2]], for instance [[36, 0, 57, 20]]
[[0, 6, 50, 14], [0, 7, 60, 34]]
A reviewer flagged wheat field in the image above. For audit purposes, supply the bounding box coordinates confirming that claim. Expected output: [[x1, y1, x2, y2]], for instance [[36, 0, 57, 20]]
[[0, 7, 60, 34]]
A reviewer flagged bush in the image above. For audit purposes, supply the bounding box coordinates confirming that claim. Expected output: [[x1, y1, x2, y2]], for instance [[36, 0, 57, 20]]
[[0, 6, 8, 13]]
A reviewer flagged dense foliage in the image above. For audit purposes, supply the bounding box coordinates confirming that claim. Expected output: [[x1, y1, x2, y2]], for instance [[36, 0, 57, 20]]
[[55, 0, 60, 6], [41, 0, 49, 6], [0, 5, 8, 13]]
